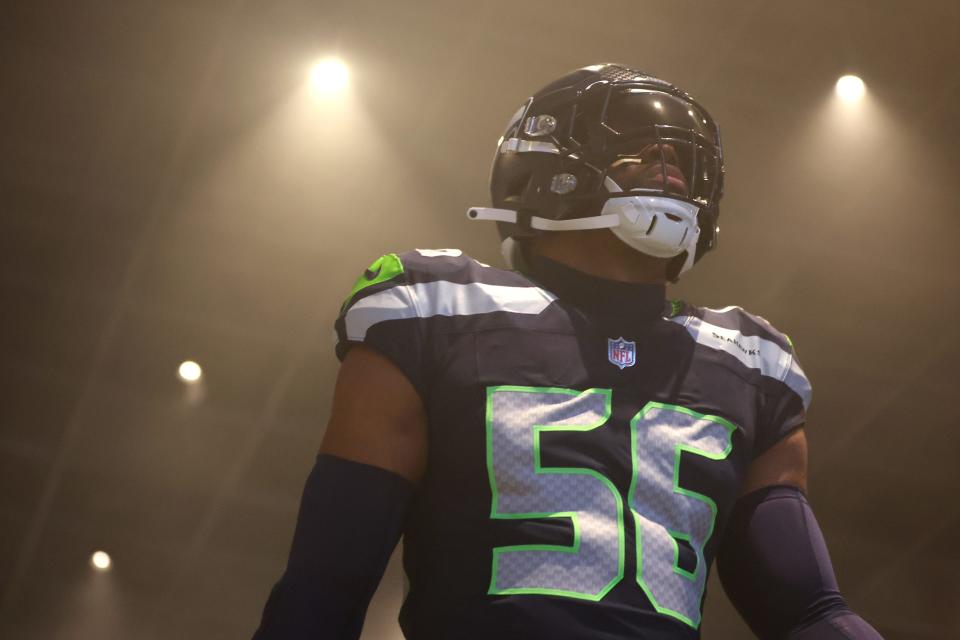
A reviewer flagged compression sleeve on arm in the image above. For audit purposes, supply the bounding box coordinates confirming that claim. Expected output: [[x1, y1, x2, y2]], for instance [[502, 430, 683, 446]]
[[717, 485, 883, 640], [253, 454, 414, 640]]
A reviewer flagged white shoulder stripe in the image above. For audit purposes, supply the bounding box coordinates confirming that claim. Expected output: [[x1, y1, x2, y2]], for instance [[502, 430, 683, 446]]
[[671, 315, 811, 408], [704, 305, 741, 313], [344, 280, 556, 341]]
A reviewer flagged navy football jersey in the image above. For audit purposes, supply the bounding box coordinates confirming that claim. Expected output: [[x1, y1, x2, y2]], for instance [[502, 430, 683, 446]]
[[334, 249, 811, 640]]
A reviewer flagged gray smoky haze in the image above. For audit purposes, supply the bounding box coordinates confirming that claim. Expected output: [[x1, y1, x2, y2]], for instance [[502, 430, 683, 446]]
[[1, 1, 958, 638]]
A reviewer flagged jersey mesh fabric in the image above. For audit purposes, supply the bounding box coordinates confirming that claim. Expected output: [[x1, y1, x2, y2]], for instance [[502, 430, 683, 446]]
[[334, 249, 812, 639]]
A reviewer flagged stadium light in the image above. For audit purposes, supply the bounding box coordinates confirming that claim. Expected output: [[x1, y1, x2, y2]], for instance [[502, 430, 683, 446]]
[[178, 360, 202, 383], [309, 58, 350, 95], [835, 75, 866, 103], [91, 550, 112, 571]]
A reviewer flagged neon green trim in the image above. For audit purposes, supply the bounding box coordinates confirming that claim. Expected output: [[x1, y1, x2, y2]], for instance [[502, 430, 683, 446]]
[[341, 253, 404, 311], [665, 529, 696, 580], [486, 386, 625, 602], [668, 299, 683, 318], [629, 402, 736, 629]]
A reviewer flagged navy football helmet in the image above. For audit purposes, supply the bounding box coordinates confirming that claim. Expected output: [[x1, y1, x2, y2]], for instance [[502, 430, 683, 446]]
[[468, 63, 724, 278]]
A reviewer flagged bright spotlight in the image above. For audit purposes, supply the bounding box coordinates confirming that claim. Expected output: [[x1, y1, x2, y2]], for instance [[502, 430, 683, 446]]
[[91, 550, 112, 571], [310, 58, 349, 94], [178, 360, 202, 383], [836, 74, 866, 103]]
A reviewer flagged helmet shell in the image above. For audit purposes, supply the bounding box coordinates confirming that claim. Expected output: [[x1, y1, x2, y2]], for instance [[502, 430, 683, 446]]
[[489, 63, 724, 269]]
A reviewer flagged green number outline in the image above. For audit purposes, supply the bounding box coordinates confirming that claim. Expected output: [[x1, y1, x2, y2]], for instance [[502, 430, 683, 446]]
[[486, 385, 625, 601], [629, 401, 736, 628]]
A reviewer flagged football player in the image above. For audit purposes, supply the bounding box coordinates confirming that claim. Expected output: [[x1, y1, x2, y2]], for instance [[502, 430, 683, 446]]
[[254, 64, 883, 639]]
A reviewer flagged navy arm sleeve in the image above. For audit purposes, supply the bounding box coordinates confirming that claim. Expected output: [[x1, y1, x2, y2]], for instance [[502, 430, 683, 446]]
[[717, 485, 883, 639], [254, 254, 428, 638], [252, 455, 413, 640]]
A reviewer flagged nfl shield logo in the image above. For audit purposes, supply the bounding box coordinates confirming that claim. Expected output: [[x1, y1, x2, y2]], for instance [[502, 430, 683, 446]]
[[607, 337, 637, 369]]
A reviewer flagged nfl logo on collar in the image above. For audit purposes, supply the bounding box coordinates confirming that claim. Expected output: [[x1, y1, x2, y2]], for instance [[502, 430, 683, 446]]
[[608, 337, 637, 370]]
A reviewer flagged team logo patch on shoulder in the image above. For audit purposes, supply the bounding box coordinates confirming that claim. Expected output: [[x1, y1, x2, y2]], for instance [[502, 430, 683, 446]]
[[607, 337, 636, 369]]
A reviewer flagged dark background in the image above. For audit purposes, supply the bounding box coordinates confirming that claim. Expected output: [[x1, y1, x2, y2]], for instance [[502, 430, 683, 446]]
[[1, 1, 958, 638]]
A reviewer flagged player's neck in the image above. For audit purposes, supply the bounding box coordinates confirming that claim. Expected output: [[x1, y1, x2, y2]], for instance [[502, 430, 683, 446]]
[[527, 230, 670, 284]]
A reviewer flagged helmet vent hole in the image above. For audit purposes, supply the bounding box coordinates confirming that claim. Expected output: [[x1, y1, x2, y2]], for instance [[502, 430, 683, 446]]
[[647, 217, 658, 234], [665, 213, 682, 222]]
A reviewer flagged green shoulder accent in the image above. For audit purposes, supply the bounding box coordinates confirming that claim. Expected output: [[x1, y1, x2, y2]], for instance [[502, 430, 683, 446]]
[[784, 333, 795, 350], [341, 253, 404, 311], [668, 299, 683, 318]]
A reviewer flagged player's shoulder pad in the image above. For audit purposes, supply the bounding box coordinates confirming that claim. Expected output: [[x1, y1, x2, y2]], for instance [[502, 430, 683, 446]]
[[697, 304, 794, 353], [667, 302, 811, 408], [341, 248, 534, 309], [338, 248, 553, 342], [390, 248, 524, 287]]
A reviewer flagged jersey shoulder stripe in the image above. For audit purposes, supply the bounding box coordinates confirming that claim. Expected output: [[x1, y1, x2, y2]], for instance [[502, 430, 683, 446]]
[[344, 280, 557, 341], [340, 249, 555, 343], [674, 303, 793, 352], [394, 248, 533, 287], [669, 304, 811, 409]]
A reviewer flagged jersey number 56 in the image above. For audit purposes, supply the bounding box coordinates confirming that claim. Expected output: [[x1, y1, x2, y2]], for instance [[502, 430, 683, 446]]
[[486, 386, 735, 629]]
